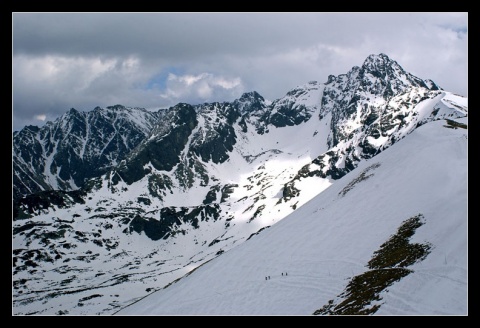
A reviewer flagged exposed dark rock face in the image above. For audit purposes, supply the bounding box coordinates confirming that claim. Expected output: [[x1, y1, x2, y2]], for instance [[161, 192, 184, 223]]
[[112, 104, 198, 185], [128, 204, 222, 240], [13, 106, 159, 199]]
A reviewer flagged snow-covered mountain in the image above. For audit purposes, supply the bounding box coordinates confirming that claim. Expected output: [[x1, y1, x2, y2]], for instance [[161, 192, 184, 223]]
[[13, 105, 159, 199], [117, 117, 468, 315], [12, 53, 467, 315]]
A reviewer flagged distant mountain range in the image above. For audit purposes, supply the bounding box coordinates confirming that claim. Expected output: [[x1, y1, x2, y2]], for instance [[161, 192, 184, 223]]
[[12, 53, 467, 315]]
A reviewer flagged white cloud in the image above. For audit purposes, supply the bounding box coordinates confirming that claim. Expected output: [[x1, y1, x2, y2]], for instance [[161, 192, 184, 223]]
[[197, 83, 213, 99], [161, 73, 244, 105], [34, 114, 46, 121], [13, 55, 118, 92], [169, 73, 208, 86], [213, 77, 242, 89]]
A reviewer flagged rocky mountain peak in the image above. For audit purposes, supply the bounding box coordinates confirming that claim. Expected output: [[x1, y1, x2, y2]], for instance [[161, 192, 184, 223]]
[[326, 75, 336, 84], [234, 91, 267, 114], [362, 53, 395, 70], [68, 107, 81, 114], [424, 79, 442, 91], [106, 104, 127, 110], [359, 53, 434, 95]]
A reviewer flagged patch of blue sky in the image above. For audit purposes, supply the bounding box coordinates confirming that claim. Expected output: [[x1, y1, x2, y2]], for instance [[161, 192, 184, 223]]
[[454, 26, 467, 38], [438, 23, 467, 38], [143, 67, 184, 90]]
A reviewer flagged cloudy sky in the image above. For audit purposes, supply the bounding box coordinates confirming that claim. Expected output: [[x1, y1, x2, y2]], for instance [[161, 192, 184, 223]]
[[12, 12, 467, 132]]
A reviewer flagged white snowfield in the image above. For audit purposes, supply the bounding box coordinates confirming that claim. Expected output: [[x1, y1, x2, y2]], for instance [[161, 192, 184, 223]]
[[117, 118, 467, 315]]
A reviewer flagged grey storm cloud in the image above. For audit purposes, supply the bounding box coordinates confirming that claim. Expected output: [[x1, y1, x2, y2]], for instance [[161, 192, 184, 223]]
[[12, 12, 467, 131], [13, 13, 366, 58]]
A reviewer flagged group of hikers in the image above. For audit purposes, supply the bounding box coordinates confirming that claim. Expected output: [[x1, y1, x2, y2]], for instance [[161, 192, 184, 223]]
[[265, 272, 287, 280]]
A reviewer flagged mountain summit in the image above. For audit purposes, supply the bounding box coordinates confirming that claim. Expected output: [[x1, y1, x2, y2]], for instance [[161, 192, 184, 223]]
[[12, 54, 467, 315]]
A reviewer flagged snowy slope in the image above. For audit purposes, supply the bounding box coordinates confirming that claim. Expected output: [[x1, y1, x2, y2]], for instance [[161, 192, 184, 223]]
[[117, 117, 467, 315]]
